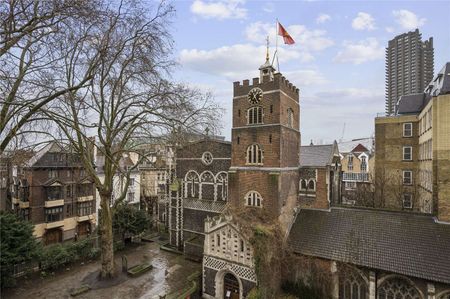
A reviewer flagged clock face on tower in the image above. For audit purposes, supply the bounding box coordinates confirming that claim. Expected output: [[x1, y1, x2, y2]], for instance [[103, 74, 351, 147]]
[[247, 87, 263, 105]]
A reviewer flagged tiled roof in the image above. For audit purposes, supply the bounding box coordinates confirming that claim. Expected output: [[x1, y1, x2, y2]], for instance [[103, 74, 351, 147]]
[[338, 138, 374, 154], [288, 207, 450, 284], [300, 144, 335, 167]]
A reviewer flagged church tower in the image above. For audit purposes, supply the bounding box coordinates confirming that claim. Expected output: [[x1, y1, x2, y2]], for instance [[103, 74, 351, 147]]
[[228, 52, 301, 223]]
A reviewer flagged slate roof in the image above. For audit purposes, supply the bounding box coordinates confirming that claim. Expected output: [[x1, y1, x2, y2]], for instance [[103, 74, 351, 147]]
[[426, 62, 450, 96], [396, 93, 430, 115], [300, 143, 336, 167], [288, 207, 450, 284]]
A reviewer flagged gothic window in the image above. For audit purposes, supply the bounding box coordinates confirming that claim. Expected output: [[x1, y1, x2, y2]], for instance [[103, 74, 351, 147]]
[[200, 171, 215, 200], [339, 268, 368, 299], [308, 179, 316, 191], [246, 144, 263, 165], [216, 172, 228, 201], [287, 108, 294, 128], [377, 277, 421, 299], [300, 179, 307, 190], [245, 191, 262, 207], [247, 106, 263, 125], [360, 156, 367, 172], [185, 170, 199, 198], [438, 291, 450, 299]]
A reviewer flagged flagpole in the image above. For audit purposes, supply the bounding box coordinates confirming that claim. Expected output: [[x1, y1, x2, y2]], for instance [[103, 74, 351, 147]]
[[276, 18, 279, 72]]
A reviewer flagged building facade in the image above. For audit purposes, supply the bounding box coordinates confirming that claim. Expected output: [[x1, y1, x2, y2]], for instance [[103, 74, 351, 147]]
[[203, 55, 301, 298], [339, 138, 375, 206], [375, 62, 450, 217], [11, 142, 96, 244], [385, 29, 434, 115], [165, 138, 231, 261], [299, 142, 341, 209]]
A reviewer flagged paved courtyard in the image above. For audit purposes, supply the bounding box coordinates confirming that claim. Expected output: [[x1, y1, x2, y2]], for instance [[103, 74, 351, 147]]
[[2, 242, 200, 299]]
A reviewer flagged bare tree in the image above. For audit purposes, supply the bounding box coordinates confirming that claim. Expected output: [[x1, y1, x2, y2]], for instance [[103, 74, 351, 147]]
[[0, 0, 100, 152], [49, 0, 220, 279]]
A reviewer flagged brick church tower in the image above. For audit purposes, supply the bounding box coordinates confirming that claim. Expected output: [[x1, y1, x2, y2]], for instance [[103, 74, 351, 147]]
[[228, 53, 301, 225]]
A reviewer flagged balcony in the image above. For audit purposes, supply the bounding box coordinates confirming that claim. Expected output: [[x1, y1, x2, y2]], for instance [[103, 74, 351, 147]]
[[19, 201, 29, 209], [77, 195, 94, 202], [45, 220, 64, 229], [45, 199, 64, 208], [343, 172, 370, 182]]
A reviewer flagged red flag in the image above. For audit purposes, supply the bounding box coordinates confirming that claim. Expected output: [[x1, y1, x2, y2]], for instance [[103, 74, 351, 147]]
[[278, 22, 295, 45]]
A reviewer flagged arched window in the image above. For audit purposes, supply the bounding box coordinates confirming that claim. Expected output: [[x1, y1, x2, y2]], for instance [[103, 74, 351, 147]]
[[200, 171, 215, 200], [216, 172, 228, 201], [247, 106, 263, 124], [185, 171, 199, 198], [287, 108, 294, 128], [377, 277, 421, 299], [246, 144, 263, 165], [339, 267, 368, 299], [308, 179, 316, 191], [245, 191, 262, 207], [438, 291, 450, 299], [300, 179, 307, 190]]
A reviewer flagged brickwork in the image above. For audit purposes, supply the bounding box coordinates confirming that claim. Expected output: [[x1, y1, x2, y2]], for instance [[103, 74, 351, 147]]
[[299, 168, 329, 209]]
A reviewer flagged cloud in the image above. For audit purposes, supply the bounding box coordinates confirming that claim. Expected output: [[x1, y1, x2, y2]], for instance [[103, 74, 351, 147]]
[[190, 0, 247, 20], [180, 43, 312, 80], [244, 22, 334, 52], [385, 26, 394, 33], [392, 9, 426, 30], [351, 12, 376, 31], [333, 38, 384, 64], [316, 13, 331, 24], [262, 2, 274, 13]]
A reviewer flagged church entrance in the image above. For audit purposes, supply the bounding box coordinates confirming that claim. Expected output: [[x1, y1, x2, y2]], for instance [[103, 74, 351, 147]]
[[223, 273, 240, 299]]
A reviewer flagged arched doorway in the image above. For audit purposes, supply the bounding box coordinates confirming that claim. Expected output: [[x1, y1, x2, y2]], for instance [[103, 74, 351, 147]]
[[223, 273, 240, 299], [44, 228, 62, 245]]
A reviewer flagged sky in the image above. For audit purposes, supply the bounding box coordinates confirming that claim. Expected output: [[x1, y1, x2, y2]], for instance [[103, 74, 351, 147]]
[[168, 0, 450, 144]]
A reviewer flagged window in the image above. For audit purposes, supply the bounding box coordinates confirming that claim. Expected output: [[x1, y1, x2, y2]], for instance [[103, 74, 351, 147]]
[[216, 234, 220, 247], [202, 152, 213, 165], [238, 109, 241, 117], [345, 181, 357, 190], [49, 169, 58, 179], [129, 178, 135, 186], [47, 186, 62, 200], [300, 179, 307, 190], [19, 208, 30, 221], [247, 106, 263, 124], [339, 269, 368, 299], [270, 105, 273, 113], [403, 146, 412, 161], [269, 134, 272, 143], [360, 156, 367, 172], [403, 170, 412, 185], [287, 108, 294, 128], [240, 240, 244, 252], [403, 194, 412, 209], [78, 201, 93, 216], [245, 191, 262, 207], [66, 185, 72, 197], [246, 144, 263, 164], [127, 192, 135, 202], [45, 207, 63, 222], [66, 204, 72, 217], [308, 179, 316, 191], [347, 156, 353, 171], [237, 136, 240, 144], [377, 277, 420, 299], [403, 123, 412, 137]]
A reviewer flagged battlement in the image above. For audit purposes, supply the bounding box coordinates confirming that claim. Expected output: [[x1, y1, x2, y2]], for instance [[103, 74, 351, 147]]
[[233, 72, 299, 96]]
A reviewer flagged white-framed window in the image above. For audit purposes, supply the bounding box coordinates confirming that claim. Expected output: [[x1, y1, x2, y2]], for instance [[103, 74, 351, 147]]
[[308, 179, 316, 191], [403, 170, 412, 185], [287, 108, 294, 128], [247, 106, 263, 125], [48, 169, 58, 179], [403, 122, 412, 137], [403, 193, 412, 209], [245, 191, 262, 207], [347, 155, 353, 171], [246, 144, 263, 164], [300, 179, 307, 190], [129, 178, 135, 186], [403, 146, 412, 161], [360, 156, 367, 172]]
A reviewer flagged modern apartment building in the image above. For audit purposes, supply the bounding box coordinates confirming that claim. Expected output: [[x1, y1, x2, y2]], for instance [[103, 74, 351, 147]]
[[375, 62, 450, 220], [385, 29, 434, 115], [11, 142, 96, 244]]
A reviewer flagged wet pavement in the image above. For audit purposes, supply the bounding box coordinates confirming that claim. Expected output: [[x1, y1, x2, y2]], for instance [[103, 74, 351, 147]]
[[2, 242, 201, 299]]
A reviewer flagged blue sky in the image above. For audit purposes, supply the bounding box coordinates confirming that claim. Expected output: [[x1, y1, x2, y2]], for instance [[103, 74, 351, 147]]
[[168, 0, 450, 144]]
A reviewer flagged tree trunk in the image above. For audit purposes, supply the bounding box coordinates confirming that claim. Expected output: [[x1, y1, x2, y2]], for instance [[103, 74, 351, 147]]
[[100, 193, 115, 279]]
